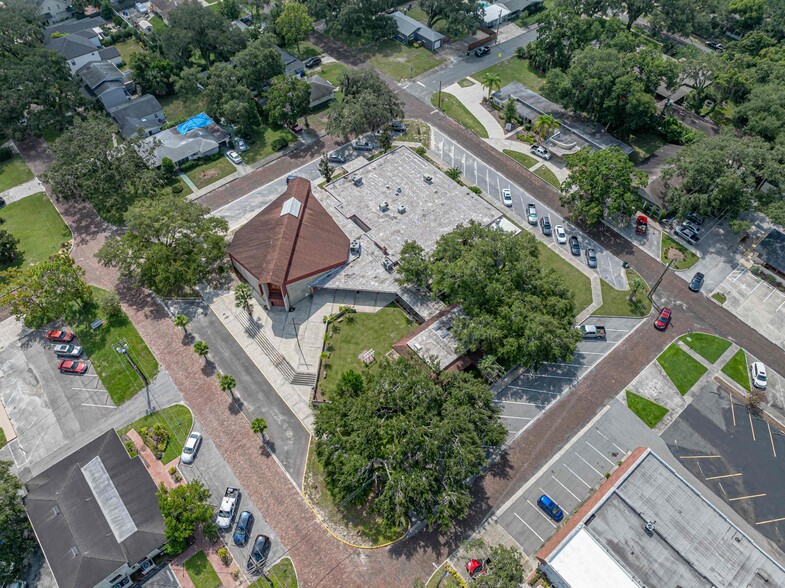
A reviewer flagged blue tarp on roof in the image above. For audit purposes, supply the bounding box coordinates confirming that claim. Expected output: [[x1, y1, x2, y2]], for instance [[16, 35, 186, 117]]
[[176, 113, 214, 135]]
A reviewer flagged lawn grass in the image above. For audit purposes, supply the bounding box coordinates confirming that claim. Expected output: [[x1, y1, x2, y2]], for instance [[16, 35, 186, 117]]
[[159, 177, 192, 197], [183, 551, 220, 588], [516, 0, 553, 26], [319, 304, 414, 395], [537, 242, 593, 313], [475, 58, 546, 92], [628, 130, 667, 164], [404, 1, 463, 38], [426, 563, 463, 588], [316, 62, 349, 86], [721, 349, 750, 391], [679, 333, 731, 364], [503, 148, 538, 169], [0, 192, 71, 270], [118, 404, 193, 464], [626, 390, 669, 428], [363, 39, 442, 80], [185, 157, 236, 189], [592, 270, 652, 317], [304, 438, 405, 545], [458, 78, 475, 87], [712, 292, 727, 304], [242, 126, 297, 164], [73, 287, 159, 405], [533, 164, 561, 188], [0, 157, 34, 193], [431, 92, 489, 138], [149, 15, 167, 32], [657, 343, 708, 395], [397, 119, 430, 145], [159, 94, 205, 122], [251, 557, 297, 588], [661, 234, 699, 270], [285, 40, 322, 60], [114, 38, 145, 66]]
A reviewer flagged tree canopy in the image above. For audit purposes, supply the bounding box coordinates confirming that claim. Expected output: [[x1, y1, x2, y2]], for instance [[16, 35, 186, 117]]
[[397, 222, 581, 369], [419, 0, 482, 34], [265, 74, 311, 127], [157, 481, 213, 555], [97, 193, 228, 296], [315, 361, 506, 530], [560, 147, 649, 225], [0, 461, 35, 585], [275, 0, 314, 52], [164, 0, 245, 67], [327, 69, 403, 139], [474, 545, 525, 588], [310, 0, 396, 44]]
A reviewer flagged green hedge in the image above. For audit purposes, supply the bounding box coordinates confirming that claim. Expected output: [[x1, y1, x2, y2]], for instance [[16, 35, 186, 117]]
[[0, 147, 13, 163], [178, 153, 221, 173]]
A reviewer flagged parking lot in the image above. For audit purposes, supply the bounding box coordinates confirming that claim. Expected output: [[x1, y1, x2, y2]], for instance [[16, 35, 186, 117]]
[[712, 267, 785, 351], [431, 129, 628, 290], [663, 384, 785, 551], [494, 317, 643, 442], [606, 213, 662, 261], [495, 400, 657, 555]]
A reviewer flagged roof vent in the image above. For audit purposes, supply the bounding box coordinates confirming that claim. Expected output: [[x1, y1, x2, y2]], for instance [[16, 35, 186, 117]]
[[396, 187, 402, 194], [353, 176, 363, 186], [382, 258, 395, 272], [379, 201, 389, 212], [51, 506, 61, 517], [69, 546, 80, 558], [350, 240, 361, 253], [423, 175, 433, 183], [644, 521, 656, 534], [397, 204, 407, 214]]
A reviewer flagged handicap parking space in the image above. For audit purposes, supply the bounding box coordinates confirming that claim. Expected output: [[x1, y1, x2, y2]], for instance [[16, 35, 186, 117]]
[[496, 418, 632, 555], [663, 382, 785, 551], [494, 318, 642, 442], [431, 129, 628, 290], [711, 267, 785, 351]]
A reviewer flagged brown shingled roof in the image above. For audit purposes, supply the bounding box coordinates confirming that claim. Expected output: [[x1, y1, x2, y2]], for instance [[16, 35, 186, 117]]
[[228, 178, 349, 286]]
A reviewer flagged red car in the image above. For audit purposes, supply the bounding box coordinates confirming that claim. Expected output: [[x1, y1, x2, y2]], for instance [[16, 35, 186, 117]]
[[654, 307, 672, 330], [290, 123, 303, 133], [58, 360, 88, 374], [47, 330, 75, 342], [466, 558, 489, 579], [635, 215, 648, 235]]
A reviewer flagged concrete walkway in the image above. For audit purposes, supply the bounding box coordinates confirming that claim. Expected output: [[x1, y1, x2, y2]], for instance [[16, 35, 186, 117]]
[[443, 79, 507, 139], [125, 428, 184, 490], [0, 177, 45, 204], [486, 137, 572, 183], [170, 533, 243, 588]]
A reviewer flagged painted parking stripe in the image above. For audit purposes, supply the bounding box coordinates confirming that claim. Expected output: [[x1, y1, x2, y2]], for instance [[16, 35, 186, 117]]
[[527, 499, 558, 528], [706, 473, 742, 480], [506, 386, 561, 395], [764, 288, 776, 302], [574, 350, 606, 355], [577, 453, 604, 477], [730, 391, 736, 426], [552, 475, 581, 501], [592, 429, 627, 455], [514, 512, 544, 541], [495, 400, 538, 406], [537, 375, 577, 380], [679, 455, 721, 459], [777, 299, 785, 313], [564, 464, 593, 489], [756, 517, 785, 526], [729, 493, 766, 502], [769, 422, 777, 458], [80, 403, 115, 408], [500, 415, 533, 420], [749, 411, 757, 442], [586, 441, 616, 466]]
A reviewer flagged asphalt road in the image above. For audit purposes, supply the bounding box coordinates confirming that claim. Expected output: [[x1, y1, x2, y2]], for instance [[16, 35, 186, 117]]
[[170, 300, 310, 487]]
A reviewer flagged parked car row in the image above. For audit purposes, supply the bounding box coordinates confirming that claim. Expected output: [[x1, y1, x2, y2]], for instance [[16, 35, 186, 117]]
[[46, 331, 88, 374], [212, 484, 271, 574]]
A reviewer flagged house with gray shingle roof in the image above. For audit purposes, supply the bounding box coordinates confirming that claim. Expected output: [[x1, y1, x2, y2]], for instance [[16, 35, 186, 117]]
[[110, 95, 167, 139], [391, 11, 444, 51]]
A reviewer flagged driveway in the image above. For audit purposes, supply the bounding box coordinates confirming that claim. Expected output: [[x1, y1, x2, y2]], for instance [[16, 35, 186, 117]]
[[168, 300, 310, 486], [495, 318, 643, 442], [431, 128, 629, 290], [178, 421, 286, 579]]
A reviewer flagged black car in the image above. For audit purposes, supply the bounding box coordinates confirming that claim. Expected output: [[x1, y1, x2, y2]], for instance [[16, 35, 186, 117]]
[[585, 247, 598, 268], [246, 534, 271, 575], [686, 212, 704, 226], [540, 216, 552, 236], [233, 511, 254, 546], [474, 45, 490, 57], [569, 235, 580, 256], [327, 152, 346, 164], [689, 272, 705, 292], [706, 40, 724, 51], [239, 15, 253, 24], [304, 56, 322, 68]]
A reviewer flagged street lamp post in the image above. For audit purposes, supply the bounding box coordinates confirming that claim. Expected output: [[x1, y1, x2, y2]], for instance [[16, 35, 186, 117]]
[[113, 338, 152, 414]]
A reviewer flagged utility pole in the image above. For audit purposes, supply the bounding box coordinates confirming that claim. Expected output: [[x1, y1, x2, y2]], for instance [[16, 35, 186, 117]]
[[113, 338, 151, 414], [438, 80, 443, 109], [648, 258, 674, 310]]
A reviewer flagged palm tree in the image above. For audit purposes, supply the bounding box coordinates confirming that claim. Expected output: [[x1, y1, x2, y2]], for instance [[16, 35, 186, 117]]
[[173, 314, 189, 333], [533, 114, 561, 144], [481, 72, 502, 99], [193, 340, 209, 360], [234, 283, 253, 315], [219, 374, 236, 396], [446, 167, 462, 182], [251, 417, 267, 439]]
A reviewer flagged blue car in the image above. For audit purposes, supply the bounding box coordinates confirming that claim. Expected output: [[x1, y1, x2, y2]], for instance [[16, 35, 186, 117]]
[[537, 494, 564, 522], [233, 511, 254, 546]]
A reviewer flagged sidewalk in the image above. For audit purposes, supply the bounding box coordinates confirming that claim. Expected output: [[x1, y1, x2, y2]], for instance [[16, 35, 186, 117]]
[[0, 177, 46, 204], [444, 79, 507, 139], [125, 429, 184, 490], [170, 533, 243, 588]]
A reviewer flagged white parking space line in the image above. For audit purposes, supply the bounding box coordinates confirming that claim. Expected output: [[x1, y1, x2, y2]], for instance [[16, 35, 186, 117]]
[[574, 350, 606, 355], [577, 453, 604, 477], [500, 415, 533, 420], [552, 475, 581, 501], [564, 464, 593, 489], [764, 288, 776, 302], [527, 499, 558, 528], [606, 256, 618, 288], [514, 512, 544, 542], [777, 299, 785, 313], [80, 403, 115, 408], [586, 441, 616, 466], [544, 362, 585, 368], [496, 400, 538, 406], [740, 280, 764, 306], [732, 268, 747, 282], [537, 375, 576, 380], [506, 386, 561, 395]]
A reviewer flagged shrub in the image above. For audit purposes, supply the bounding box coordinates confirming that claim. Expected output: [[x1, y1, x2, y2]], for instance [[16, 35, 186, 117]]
[[414, 145, 427, 156], [169, 465, 177, 475], [171, 183, 184, 193], [203, 522, 219, 542], [751, 265, 760, 275], [230, 569, 240, 580], [140, 424, 170, 459], [124, 439, 138, 458], [271, 136, 289, 151], [657, 115, 701, 145], [320, 351, 329, 360], [99, 291, 123, 321], [0, 146, 13, 162], [217, 547, 230, 564], [469, 186, 482, 194]]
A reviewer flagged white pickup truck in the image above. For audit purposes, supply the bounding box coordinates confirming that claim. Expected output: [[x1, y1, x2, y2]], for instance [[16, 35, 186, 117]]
[[216, 487, 241, 529]]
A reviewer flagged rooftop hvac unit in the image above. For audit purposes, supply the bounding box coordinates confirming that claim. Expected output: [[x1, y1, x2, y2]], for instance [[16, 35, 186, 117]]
[[397, 204, 407, 214], [423, 174, 433, 183], [379, 201, 389, 212], [396, 187, 402, 194], [382, 258, 395, 272], [350, 240, 361, 253], [353, 176, 363, 186]]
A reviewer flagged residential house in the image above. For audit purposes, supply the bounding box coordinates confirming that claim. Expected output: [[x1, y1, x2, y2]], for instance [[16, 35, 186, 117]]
[[391, 10, 444, 51], [228, 177, 350, 311], [307, 75, 335, 109], [492, 82, 634, 157], [497, 0, 546, 19], [142, 113, 229, 167], [109, 94, 167, 139], [482, 3, 511, 27], [24, 430, 167, 588], [77, 60, 132, 110], [755, 229, 785, 280], [33, 0, 72, 24], [44, 17, 121, 72], [150, 0, 177, 24], [46, 34, 102, 73], [45, 16, 106, 46], [275, 46, 305, 76]]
